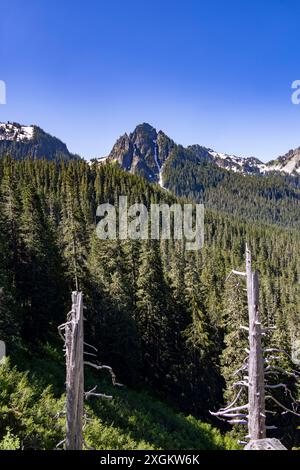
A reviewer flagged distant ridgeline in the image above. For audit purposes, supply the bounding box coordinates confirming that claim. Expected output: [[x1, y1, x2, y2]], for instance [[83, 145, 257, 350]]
[[0, 122, 79, 161], [103, 123, 300, 229], [2, 120, 300, 227], [105, 122, 300, 178]]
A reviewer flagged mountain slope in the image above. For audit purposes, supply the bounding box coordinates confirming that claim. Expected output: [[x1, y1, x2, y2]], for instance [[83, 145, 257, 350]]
[[268, 147, 300, 174], [106, 122, 300, 179], [0, 354, 236, 450], [106, 123, 175, 185], [3, 120, 300, 228], [105, 123, 300, 228], [0, 122, 78, 161], [1, 158, 299, 448], [163, 145, 300, 227]]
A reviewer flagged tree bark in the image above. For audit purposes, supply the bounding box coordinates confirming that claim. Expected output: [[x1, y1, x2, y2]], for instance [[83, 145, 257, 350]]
[[246, 245, 266, 440], [65, 292, 84, 450]]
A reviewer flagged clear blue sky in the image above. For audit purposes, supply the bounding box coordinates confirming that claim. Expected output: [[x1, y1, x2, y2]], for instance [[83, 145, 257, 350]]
[[1, 0, 300, 160]]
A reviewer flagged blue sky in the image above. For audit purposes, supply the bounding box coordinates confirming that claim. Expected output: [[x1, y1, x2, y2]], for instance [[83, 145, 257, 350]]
[[1, 0, 300, 160]]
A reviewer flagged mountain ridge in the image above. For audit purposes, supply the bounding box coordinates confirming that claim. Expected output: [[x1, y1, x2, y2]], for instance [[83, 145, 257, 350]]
[[0, 121, 79, 161], [2, 120, 300, 179], [101, 123, 300, 228], [104, 122, 300, 182]]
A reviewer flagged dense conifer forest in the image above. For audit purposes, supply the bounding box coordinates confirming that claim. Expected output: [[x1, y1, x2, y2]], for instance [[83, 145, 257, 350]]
[[163, 145, 300, 228], [0, 157, 299, 449]]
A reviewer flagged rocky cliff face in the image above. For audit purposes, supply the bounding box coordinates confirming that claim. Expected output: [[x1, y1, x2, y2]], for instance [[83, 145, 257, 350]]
[[107, 123, 175, 185], [4, 120, 300, 177], [106, 122, 300, 181]]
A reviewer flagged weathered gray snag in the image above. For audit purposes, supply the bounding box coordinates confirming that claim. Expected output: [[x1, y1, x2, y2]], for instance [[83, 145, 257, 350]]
[[65, 291, 84, 450], [57, 291, 121, 450], [246, 245, 266, 440], [0, 340, 6, 364], [211, 246, 298, 449]]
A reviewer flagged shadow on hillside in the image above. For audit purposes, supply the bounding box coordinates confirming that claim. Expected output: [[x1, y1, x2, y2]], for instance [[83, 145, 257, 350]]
[[11, 343, 231, 450]]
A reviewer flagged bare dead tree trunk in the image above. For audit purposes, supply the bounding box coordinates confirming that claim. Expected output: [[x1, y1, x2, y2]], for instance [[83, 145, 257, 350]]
[[246, 245, 266, 440], [211, 246, 297, 448], [65, 291, 84, 450], [57, 291, 121, 450]]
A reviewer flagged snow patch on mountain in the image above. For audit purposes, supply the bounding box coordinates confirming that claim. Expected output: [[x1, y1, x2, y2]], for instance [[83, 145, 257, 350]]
[[208, 150, 245, 172], [153, 139, 164, 187], [209, 150, 237, 161], [0, 123, 35, 142], [266, 148, 300, 174], [89, 156, 107, 165], [207, 150, 283, 175]]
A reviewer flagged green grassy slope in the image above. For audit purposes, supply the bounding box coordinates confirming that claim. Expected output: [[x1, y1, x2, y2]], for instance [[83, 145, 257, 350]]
[[0, 344, 237, 450]]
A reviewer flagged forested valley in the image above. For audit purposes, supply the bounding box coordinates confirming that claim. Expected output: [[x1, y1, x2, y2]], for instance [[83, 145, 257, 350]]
[[163, 145, 300, 229], [0, 157, 299, 449]]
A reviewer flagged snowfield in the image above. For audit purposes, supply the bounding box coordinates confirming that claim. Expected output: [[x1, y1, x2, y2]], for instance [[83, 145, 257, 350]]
[[0, 123, 35, 142]]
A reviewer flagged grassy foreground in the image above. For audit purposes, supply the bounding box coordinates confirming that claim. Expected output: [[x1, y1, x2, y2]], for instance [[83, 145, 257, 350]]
[[0, 345, 237, 450]]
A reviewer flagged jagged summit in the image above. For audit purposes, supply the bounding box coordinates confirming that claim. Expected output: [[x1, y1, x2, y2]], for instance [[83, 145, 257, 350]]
[[2, 120, 300, 176], [106, 123, 175, 186], [106, 123, 300, 181]]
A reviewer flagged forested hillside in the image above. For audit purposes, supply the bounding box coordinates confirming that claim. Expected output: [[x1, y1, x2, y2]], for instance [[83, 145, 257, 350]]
[[163, 146, 300, 228], [106, 123, 300, 228], [0, 157, 299, 448], [0, 356, 237, 450]]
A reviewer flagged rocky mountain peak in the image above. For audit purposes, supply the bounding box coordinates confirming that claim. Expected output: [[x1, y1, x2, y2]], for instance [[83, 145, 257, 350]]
[[105, 122, 300, 185], [107, 123, 175, 186]]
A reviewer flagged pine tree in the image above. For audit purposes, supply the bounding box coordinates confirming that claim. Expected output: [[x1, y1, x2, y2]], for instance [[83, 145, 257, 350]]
[[88, 235, 140, 383], [19, 184, 65, 340], [136, 240, 170, 387], [220, 276, 248, 403], [60, 168, 88, 291]]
